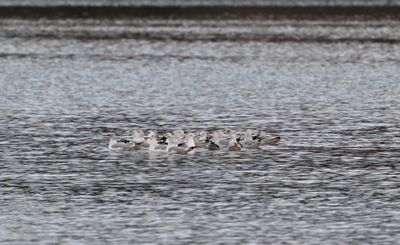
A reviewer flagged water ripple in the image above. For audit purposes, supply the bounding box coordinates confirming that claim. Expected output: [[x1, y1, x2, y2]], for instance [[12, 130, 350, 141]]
[[1, 17, 400, 244]]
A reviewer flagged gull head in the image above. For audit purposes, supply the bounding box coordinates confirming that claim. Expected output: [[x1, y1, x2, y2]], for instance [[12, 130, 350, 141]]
[[138, 130, 145, 138], [196, 131, 208, 141], [146, 130, 156, 139], [109, 133, 117, 149], [228, 130, 237, 140], [186, 133, 196, 147], [166, 134, 179, 149], [173, 129, 185, 139], [244, 129, 253, 140]]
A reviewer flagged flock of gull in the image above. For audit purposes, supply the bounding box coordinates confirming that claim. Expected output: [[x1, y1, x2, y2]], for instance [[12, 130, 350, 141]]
[[108, 129, 280, 154]]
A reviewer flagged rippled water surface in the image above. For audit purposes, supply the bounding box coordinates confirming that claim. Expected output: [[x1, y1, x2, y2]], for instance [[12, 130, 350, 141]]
[[2, 0, 400, 6], [1, 17, 400, 244]]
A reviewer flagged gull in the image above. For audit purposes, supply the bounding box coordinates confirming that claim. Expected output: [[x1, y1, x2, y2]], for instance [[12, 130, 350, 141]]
[[207, 131, 223, 150], [195, 131, 208, 141], [148, 133, 167, 152], [158, 132, 173, 145], [208, 130, 238, 150], [167, 145, 197, 154], [208, 141, 221, 150], [211, 130, 229, 147], [262, 136, 281, 146], [254, 130, 281, 146], [166, 133, 179, 147], [169, 133, 197, 154], [108, 134, 137, 152], [241, 129, 262, 149], [133, 130, 147, 145], [227, 130, 241, 151], [194, 131, 209, 147], [178, 133, 196, 148], [173, 130, 185, 141]]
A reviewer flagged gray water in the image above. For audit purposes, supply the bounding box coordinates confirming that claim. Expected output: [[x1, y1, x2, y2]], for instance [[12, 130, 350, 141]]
[[1, 17, 400, 244], [1, 0, 400, 6]]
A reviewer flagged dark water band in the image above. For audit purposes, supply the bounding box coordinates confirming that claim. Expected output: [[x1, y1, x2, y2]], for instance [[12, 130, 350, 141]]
[[1, 6, 399, 19]]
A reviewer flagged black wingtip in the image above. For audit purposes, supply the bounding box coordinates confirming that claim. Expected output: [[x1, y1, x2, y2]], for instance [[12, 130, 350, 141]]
[[121, 139, 131, 143], [158, 136, 167, 145]]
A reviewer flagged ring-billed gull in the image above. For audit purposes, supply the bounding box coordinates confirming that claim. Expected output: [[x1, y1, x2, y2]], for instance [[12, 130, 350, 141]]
[[177, 133, 196, 148], [262, 136, 281, 146], [148, 133, 167, 152], [253, 130, 281, 146], [240, 129, 262, 149], [108, 134, 137, 152], [227, 130, 241, 151], [166, 133, 197, 154]]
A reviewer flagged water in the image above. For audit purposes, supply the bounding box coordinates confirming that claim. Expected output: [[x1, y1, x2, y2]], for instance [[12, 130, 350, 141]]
[[1, 15, 400, 244], [0, 0, 400, 6]]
